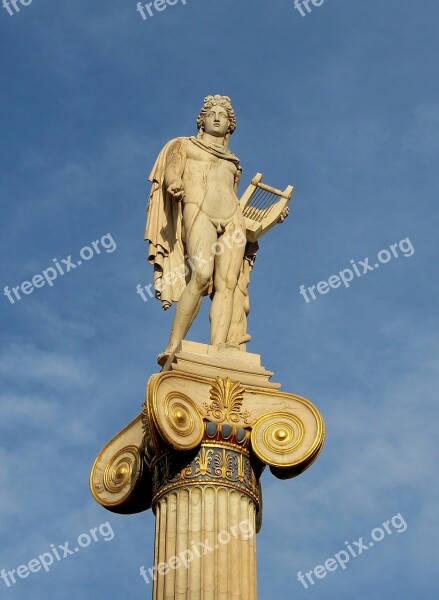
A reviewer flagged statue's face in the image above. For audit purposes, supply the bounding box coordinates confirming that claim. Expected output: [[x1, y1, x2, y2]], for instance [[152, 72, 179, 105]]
[[203, 104, 230, 137]]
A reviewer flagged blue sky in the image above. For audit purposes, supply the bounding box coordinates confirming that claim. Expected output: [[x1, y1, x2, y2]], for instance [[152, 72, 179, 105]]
[[0, 0, 438, 598]]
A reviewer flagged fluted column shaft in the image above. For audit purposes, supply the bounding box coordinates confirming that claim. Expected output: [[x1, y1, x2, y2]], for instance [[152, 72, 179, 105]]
[[153, 486, 257, 600], [150, 437, 260, 600]]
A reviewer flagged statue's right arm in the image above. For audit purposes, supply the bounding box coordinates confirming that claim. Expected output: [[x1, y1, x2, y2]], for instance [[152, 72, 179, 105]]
[[164, 139, 185, 200]]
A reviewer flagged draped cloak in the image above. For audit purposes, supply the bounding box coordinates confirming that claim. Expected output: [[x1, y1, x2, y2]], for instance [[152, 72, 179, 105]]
[[144, 137, 188, 308]]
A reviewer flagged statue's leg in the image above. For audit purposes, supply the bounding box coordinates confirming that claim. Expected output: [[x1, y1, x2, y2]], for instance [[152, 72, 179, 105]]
[[210, 217, 246, 346], [163, 206, 216, 355]]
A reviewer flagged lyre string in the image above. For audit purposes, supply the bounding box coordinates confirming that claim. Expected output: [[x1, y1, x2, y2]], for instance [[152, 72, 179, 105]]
[[244, 187, 280, 221], [244, 190, 266, 219], [244, 189, 272, 219]]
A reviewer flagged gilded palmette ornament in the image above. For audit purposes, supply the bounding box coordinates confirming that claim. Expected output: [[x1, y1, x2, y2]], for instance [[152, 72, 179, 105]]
[[204, 376, 250, 424]]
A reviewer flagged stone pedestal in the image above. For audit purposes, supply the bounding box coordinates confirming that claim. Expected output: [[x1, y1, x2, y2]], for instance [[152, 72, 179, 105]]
[[90, 342, 325, 599]]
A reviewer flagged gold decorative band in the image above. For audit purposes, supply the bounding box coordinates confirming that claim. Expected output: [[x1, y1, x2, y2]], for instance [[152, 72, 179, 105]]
[[151, 443, 259, 508]]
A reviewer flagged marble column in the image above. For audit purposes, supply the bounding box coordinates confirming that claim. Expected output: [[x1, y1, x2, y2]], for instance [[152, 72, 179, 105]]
[[151, 433, 259, 600]]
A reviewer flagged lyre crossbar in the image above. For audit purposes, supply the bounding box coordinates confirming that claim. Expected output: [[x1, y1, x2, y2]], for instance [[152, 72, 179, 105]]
[[239, 173, 294, 242]]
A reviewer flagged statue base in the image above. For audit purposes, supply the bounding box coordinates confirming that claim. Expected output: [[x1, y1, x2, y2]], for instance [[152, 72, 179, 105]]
[[160, 340, 280, 390]]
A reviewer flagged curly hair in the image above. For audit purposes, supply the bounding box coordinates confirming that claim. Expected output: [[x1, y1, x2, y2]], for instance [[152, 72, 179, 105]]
[[196, 95, 237, 137]]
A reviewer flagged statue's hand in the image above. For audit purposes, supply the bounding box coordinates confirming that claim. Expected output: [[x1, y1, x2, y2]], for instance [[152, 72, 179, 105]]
[[167, 179, 185, 201], [278, 207, 289, 223]]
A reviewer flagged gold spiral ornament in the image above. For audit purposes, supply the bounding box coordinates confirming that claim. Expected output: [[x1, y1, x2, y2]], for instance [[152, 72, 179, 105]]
[[251, 410, 323, 469], [153, 391, 204, 451], [91, 445, 141, 507], [104, 448, 138, 493]]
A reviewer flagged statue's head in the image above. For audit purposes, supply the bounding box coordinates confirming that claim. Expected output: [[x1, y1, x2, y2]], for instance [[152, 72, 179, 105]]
[[196, 95, 236, 142]]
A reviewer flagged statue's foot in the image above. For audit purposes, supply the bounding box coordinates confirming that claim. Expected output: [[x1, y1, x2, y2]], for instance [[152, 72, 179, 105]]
[[225, 342, 240, 350], [157, 352, 170, 367], [157, 347, 177, 367], [219, 335, 251, 350]]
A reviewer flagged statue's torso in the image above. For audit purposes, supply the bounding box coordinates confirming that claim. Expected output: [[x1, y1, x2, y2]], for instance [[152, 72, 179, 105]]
[[183, 141, 239, 225]]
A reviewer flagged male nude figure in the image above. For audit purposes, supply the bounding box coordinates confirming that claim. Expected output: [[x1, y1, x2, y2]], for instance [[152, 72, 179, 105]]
[[145, 95, 248, 363]]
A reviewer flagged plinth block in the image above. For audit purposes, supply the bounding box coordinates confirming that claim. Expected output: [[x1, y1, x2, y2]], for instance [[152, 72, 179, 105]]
[[161, 341, 280, 390]]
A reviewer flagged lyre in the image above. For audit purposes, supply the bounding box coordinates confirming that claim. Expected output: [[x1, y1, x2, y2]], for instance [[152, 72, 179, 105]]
[[239, 173, 294, 242]]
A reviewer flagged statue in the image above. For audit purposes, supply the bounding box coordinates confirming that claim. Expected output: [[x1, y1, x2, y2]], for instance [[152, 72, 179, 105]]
[[145, 95, 289, 365]]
